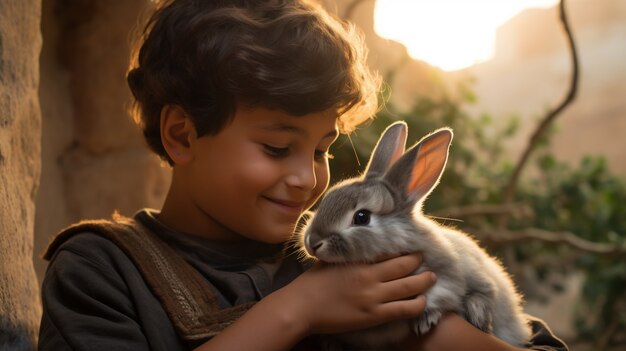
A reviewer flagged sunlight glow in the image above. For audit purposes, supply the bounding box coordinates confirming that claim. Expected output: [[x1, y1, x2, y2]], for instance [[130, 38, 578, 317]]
[[374, 0, 559, 71]]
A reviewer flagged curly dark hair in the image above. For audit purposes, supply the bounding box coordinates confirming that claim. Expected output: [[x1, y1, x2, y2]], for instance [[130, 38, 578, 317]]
[[127, 0, 380, 164]]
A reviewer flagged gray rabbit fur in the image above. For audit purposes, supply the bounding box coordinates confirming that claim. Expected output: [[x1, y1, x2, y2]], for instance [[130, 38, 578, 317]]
[[300, 122, 531, 349]]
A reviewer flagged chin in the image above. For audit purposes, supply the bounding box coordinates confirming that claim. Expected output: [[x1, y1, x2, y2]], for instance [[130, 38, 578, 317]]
[[266, 226, 297, 244], [253, 234, 291, 244], [241, 226, 285, 244]]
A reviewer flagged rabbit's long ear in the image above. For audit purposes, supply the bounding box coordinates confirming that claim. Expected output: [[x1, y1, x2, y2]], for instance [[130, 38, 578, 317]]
[[364, 121, 408, 179], [385, 128, 453, 204]]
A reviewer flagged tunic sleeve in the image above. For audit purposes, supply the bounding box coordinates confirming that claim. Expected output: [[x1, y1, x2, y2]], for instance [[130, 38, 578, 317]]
[[38, 248, 151, 351], [38, 233, 186, 351], [526, 314, 569, 351]]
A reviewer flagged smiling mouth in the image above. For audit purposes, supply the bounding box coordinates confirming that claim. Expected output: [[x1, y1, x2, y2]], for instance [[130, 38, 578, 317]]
[[263, 197, 306, 213]]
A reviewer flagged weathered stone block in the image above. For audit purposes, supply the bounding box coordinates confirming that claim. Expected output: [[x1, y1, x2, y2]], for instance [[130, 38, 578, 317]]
[[0, 0, 43, 349]]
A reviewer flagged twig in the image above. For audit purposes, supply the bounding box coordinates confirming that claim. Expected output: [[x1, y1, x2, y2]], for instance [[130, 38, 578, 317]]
[[473, 227, 626, 257], [498, 0, 579, 227], [432, 203, 532, 219], [595, 309, 621, 351]]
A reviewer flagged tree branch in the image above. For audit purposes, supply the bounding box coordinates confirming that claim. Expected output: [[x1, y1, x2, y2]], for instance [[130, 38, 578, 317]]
[[596, 313, 621, 351], [431, 203, 532, 219], [499, 0, 579, 226], [473, 227, 626, 257]]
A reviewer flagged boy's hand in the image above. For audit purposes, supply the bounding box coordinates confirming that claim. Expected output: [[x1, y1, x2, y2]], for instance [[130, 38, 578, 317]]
[[281, 253, 435, 336]]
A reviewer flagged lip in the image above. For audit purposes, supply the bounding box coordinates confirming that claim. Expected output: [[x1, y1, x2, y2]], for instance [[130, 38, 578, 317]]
[[263, 196, 306, 214]]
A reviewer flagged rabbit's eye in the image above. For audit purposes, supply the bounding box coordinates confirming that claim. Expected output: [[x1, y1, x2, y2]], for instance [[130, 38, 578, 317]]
[[353, 209, 371, 226]]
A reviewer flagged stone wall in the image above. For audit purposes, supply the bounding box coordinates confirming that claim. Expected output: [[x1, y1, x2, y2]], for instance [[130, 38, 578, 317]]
[[35, 0, 171, 281], [0, 1, 43, 349]]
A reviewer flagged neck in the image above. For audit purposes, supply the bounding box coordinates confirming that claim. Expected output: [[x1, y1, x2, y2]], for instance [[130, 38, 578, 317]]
[[158, 169, 240, 241]]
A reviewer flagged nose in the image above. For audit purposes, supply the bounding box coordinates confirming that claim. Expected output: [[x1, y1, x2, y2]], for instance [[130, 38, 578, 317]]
[[285, 157, 317, 191]]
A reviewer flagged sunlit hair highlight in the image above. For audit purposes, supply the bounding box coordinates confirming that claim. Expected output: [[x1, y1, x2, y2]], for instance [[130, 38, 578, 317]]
[[128, 0, 380, 164]]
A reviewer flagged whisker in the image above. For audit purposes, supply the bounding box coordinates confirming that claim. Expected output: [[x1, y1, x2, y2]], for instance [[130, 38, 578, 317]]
[[425, 215, 464, 223], [347, 133, 361, 167]]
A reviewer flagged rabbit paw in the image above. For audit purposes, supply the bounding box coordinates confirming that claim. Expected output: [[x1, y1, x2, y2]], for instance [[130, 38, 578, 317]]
[[412, 308, 443, 335]]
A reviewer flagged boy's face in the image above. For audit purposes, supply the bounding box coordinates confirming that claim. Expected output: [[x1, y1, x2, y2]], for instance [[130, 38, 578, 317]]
[[179, 105, 339, 243]]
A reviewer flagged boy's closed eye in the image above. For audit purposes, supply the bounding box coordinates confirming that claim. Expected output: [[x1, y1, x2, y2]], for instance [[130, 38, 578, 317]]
[[262, 144, 334, 161], [263, 144, 290, 157]]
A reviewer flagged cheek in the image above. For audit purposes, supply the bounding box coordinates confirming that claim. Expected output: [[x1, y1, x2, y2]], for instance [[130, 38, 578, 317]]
[[194, 145, 277, 199], [231, 152, 282, 191]]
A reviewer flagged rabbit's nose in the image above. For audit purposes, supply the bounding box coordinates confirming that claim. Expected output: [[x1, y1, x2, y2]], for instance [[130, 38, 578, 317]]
[[305, 231, 323, 256], [312, 241, 323, 252], [309, 240, 327, 258]]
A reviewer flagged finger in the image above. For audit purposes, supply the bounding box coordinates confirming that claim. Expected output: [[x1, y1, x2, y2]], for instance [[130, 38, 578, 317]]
[[373, 252, 402, 262], [379, 271, 436, 303], [372, 253, 422, 282], [376, 295, 428, 323]]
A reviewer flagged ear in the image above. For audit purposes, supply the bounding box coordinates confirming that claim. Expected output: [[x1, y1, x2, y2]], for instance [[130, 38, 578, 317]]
[[384, 128, 453, 204], [364, 121, 408, 179], [160, 105, 196, 165]]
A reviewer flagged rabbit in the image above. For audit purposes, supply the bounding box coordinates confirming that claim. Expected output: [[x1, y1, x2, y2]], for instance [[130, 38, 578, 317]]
[[299, 121, 532, 350]]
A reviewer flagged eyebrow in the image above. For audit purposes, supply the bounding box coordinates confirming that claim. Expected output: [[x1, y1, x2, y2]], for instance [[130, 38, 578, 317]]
[[260, 123, 338, 139]]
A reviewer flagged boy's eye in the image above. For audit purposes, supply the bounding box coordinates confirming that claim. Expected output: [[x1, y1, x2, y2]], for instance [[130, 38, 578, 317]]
[[263, 144, 333, 161], [263, 144, 289, 157]]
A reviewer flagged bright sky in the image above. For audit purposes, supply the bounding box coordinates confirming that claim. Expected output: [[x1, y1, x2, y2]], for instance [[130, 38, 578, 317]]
[[374, 0, 559, 71]]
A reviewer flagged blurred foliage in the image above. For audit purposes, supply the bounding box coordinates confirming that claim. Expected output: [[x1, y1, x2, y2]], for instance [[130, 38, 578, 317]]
[[524, 155, 626, 347], [329, 80, 626, 348]]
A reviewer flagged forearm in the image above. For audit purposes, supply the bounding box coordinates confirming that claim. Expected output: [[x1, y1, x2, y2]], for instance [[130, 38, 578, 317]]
[[193, 288, 307, 351], [398, 313, 530, 351]]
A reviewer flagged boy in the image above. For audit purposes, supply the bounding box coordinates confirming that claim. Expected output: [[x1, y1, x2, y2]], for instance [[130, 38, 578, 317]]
[[39, 0, 567, 350]]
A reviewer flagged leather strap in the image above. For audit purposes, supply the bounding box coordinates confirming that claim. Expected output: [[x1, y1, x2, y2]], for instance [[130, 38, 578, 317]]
[[44, 213, 254, 342]]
